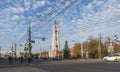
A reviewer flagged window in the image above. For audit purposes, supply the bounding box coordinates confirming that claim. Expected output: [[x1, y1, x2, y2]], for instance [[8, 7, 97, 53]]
[[56, 45, 58, 48], [55, 30, 57, 35]]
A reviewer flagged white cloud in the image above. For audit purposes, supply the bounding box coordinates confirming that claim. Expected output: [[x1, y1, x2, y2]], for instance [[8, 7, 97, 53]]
[[33, 1, 46, 9], [79, 0, 120, 37], [11, 15, 19, 20], [37, 1, 46, 6], [65, 1, 70, 6], [4, 6, 24, 13]]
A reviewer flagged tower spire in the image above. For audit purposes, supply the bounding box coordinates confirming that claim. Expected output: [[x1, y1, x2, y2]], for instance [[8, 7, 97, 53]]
[[54, 17, 57, 25]]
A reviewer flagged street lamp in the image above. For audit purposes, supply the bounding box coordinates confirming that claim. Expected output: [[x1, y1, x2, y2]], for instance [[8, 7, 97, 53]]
[[74, 19, 84, 59], [98, 33, 102, 59], [79, 28, 84, 59]]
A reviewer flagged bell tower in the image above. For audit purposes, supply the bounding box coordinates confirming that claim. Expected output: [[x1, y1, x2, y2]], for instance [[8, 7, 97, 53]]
[[49, 20, 60, 58]]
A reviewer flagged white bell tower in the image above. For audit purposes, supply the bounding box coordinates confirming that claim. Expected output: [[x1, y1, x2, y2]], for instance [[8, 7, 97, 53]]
[[49, 20, 60, 58]]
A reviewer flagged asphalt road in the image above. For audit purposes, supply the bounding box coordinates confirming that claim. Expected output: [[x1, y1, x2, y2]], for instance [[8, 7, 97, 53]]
[[30, 62, 120, 72], [1, 59, 120, 72]]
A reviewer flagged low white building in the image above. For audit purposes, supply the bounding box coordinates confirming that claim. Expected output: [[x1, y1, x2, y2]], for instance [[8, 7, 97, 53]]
[[0, 50, 24, 58]]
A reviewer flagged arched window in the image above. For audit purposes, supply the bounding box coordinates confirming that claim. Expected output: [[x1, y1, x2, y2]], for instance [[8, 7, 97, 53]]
[[56, 45, 58, 48], [55, 30, 57, 35], [55, 26, 57, 29]]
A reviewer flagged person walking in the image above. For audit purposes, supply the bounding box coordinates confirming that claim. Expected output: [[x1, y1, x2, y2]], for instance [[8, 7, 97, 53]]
[[28, 57, 32, 63], [8, 56, 13, 64], [20, 56, 24, 64]]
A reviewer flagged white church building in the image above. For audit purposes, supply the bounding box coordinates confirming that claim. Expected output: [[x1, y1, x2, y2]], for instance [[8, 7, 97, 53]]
[[49, 20, 60, 58]]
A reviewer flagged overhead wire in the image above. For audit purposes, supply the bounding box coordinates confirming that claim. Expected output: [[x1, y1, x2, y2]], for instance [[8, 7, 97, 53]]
[[17, 0, 79, 44], [17, 0, 66, 43], [32, 0, 79, 33], [17, 0, 29, 43], [31, 0, 67, 28]]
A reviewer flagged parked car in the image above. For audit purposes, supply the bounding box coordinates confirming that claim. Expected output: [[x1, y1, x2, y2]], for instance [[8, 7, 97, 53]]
[[103, 53, 120, 62], [53, 57, 62, 60]]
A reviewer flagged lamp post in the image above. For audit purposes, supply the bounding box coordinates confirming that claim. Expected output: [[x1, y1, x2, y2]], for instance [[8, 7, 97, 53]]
[[11, 43, 14, 57], [74, 29, 84, 59], [98, 33, 102, 59], [14, 43, 17, 58], [74, 19, 84, 59], [80, 30, 84, 59]]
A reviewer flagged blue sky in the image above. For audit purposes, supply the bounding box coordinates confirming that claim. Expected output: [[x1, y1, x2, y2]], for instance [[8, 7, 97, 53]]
[[0, 0, 120, 53]]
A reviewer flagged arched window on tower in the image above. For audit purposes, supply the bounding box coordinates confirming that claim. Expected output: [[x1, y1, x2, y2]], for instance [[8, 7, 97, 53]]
[[56, 45, 58, 48], [55, 30, 57, 35], [55, 25, 57, 29]]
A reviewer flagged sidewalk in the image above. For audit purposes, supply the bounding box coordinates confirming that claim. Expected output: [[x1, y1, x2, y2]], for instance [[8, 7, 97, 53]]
[[0, 66, 48, 72], [0, 59, 48, 72], [0, 59, 27, 68], [38, 59, 103, 65], [64, 59, 103, 63], [79, 59, 103, 62], [0, 64, 27, 68]]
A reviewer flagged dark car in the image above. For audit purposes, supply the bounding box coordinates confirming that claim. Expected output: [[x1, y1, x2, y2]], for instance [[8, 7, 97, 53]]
[[53, 57, 62, 60]]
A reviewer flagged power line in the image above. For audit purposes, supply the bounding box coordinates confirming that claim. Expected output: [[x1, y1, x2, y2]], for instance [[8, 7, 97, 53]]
[[31, 0, 67, 28], [43, 0, 64, 19], [17, 32, 27, 43], [17, 0, 78, 44], [32, 0, 78, 33], [17, 0, 67, 43], [17, 0, 28, 43]]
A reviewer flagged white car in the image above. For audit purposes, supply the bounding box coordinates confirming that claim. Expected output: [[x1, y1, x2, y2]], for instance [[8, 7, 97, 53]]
[[103, 53, 120, 62]]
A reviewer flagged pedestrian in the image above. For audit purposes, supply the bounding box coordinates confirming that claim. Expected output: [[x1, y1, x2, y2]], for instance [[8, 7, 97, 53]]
[[28, 57, 32, 63], [20, 56, 24, 64], [8, 56, 13, 64], [85, 51, 89, 60]]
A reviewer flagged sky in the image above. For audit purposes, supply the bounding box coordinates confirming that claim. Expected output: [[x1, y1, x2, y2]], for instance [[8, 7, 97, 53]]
[[0, 0, 120, 53]]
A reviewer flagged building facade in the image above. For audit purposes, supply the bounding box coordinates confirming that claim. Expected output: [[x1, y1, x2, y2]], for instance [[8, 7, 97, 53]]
[[49, 20, 60, 58]]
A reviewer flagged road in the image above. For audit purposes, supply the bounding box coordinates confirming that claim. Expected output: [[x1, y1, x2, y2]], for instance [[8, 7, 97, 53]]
[[31, 61, 120, 72], [0, 59, 120, 72]]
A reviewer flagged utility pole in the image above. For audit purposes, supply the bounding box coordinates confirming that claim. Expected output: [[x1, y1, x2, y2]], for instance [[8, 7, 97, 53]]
[[22, 0, 32, 58], [74, 19, 84, 59], [98, 33, 102, 59], [0, 46, 1, 59], [15, 43, 17, 58], [24, 20, 32, 63], [80, 30, 84, 59], [26, 15, 41, 57], [28, 22, 32, 57], [11, 43, 13, 57]]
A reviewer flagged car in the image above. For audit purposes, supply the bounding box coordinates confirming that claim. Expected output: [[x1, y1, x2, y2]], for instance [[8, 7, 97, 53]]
[[53, 57, 62, 60], [103, 53, 120, 62]]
